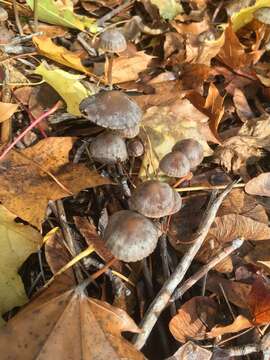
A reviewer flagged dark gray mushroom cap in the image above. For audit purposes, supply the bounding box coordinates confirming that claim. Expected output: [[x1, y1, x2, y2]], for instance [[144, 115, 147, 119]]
[[99, 29, 127, 53], [90, 131, 128, 164], [127, 138, 144, 157], [115, 123, 140, 139], [159, 151, 190, 177], [79, 91, 143, 130], [254, 7, 270, 24], [104, 210, 159, 262], [172, 139, 204, 168], [129, 180, 182, 218]]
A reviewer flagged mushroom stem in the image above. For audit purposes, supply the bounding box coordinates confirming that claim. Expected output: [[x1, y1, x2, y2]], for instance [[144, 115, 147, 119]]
[[33, 0, 39, 32], [106, 53, 114, 90]]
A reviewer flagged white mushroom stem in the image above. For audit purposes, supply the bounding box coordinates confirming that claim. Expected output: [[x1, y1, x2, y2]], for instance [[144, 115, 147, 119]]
[[133, 182, 236, 350], [106, 53, 114, 90]]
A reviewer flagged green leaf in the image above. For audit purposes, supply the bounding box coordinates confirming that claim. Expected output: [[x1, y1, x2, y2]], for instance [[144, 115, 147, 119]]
[[150, 0, 183, 20], [34, 62, 93, 116], [26, 0, 99, 32], [0, 205, 41, 325], [231, 0, 270, 32]]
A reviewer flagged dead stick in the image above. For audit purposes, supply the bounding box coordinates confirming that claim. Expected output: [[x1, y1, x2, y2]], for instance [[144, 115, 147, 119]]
[[1, 65, 12, 143], [12, 0, 24, 35], [33, 0, 38, 32], [171, 238, 244, 302], [97, 0, 134, 26], [133, 182, 235, 349]]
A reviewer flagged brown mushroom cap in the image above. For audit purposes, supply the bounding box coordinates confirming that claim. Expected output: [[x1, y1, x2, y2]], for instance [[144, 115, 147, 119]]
[[254, 7, 270, 24], [159, 151, 190, 177], [99, 29, 127, 53], [115, 123, 140, 139], [0, 7, 8, 22], [129, 180, 182, 218], [172, 139, 204, 168], [104, 210, 159, 262], [127, 138, 144, 157], [79, 91, 143, 130], [90, 132, 128, 164]]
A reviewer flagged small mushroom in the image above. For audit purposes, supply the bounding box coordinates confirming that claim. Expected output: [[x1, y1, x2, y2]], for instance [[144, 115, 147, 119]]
[[127, 138, 144, 158], [0, 6, 13, 44], [104, 210, 159, 262], [89, 131, 128, 164], [129, 180, 182, 218], [172, 139, 204, 168], [98, 28, 127, 89], [159, 151, 190, 178], [79, 91, 143, 130]]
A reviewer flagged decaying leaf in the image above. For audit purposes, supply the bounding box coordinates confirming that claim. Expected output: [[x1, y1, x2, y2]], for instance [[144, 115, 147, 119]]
[[139, 99, 213, 179], [166, 341, 212, 360], [34, 62, 93, 116], [169, 296, 217, 343], [28, 83, 60, 120], [0, 137, 111, 228], [207, 315, 253, 338], [233, 88, 254, 122], [245, 241, 270, 273], [0, 205, 42, 325], [110, 51, 153, 84], [23, 22, 67, 37], [245, 173, 270, 197], [0, 102, 18, 123], [26, 0, 99, 32], [150, 0, 183, 20], [33, 36, 92, 76], [0, 283, 145, 359], [248, 278, 270, 324]]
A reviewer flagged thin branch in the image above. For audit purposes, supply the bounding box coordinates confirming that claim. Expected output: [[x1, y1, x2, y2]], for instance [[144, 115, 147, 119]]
[[12, 0, 24, 36], [1, 64, 12, 143], [97, 0, 134, 26], [133, 182, 236, 350], [33, 0, 38, 32], [171, 238, 243, 301]]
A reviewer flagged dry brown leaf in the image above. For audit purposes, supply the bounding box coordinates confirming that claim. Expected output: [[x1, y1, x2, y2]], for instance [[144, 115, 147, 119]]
[[23, 22, 67, 37], [0, 102, 18, 123], [245, 173, 270, 197], [233, 88, 254, 122], [166, 341, 212, 360], [169, 296, 217, 343], [248, 278, 270, 325], [245, 241, 270, 273], [181, 63, 212, 92], [0, 283, 145, 359], [171, 18, 209, 35], [207, 315, 253, 338], [0, 137, 111, 228], [28, 83, 60, 120], [110, 51, 153, 84]]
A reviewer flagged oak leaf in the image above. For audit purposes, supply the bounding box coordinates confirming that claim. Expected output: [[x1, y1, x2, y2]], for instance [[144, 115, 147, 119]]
[[0, 137, 111, 228]]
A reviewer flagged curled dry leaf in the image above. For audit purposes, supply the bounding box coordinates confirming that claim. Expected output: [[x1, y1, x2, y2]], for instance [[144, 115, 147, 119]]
[[0, 137, 111, 228], [245, 173, 270, 197], [207, 315, 253, 338], [0, 102, 18, 123], [169, 296, 217, 343], [248, 278, 270, 324], [110, 51, 154, 84], [245, 241, 270, 273], [0, 205, 42, 325], [233, 88, 254, 122], [166, 341, 212, 360], [0, 284, 145, 359]]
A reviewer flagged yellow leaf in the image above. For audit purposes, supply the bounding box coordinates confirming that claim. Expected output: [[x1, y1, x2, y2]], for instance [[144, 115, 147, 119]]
[[231, 0, 270, 32], [34, 62, 93, 116], [33, 36, 92, 76], [0, 102, 18, 123], [0, 205, 42, 325]]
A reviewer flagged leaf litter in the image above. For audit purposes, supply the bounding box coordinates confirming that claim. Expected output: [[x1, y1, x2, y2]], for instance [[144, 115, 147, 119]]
[[2, 0, 270, 359]]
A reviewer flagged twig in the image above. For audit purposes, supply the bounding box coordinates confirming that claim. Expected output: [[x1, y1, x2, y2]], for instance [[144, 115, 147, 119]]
[[10, 32, 43, 45], [1, 64, 12, 143], [171, 238, 243, 301], [12, 0, 24, 36], [0, 101, 60, 161], [97, 0, 134, 26], [176, 183, 245, 192], [133, 182, 236, 350], [219, 282, 236, 320], [213, 344, 260, 358]]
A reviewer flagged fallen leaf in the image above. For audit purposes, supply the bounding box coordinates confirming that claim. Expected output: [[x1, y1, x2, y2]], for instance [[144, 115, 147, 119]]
[[110, 51, 153, 84], [0, 137, 111, 228], [245, 173, 270, 197], [169, 296, 217, 343], [33, 36, 92, 76], [248, 278, 270, 324], [26, 0, 99, 32], [28, 83, 60, 120], [0, 102, 18, 123], [0, 283, 145, 359], [233, 88, 254, 122], [231, 0, 270, 32], [139, 100, 213, 178], [34, 62, 93, 116], [245, 241, 270, 273], [0, 205, 42, 325], [23, 22, 67, 37], [171, 18, 209, 35], [166, 341, 212, 360], [150, 0, 183, 20], [207, 315, 253, 338]]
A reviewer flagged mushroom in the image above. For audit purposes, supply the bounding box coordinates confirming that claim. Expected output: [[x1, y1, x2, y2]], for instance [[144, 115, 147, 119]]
[[79, 91, 143, 130], [104, 210, 159, 262], [127, 138, 144, 158], [159, 151, 190, 178], [129, 180, 182, 218], [89, 131, 128, 164], [172, 139, 204, 168], [115, 123, 140, 139], [0, 6, 13, 44], [98, 28, 127, 89]]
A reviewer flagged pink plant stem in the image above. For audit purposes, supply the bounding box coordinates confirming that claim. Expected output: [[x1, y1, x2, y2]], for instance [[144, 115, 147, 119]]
[[0, 102, 60, 161]]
